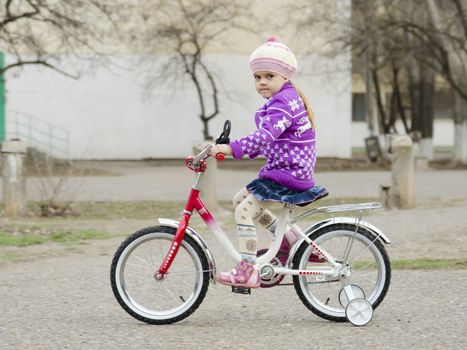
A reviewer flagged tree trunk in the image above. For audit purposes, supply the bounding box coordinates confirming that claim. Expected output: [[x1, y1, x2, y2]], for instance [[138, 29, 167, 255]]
[[453, 93, 467, 164], [372, 70, 389, 134], [408, 64, 421, 133], [408, 55, 435, 160], [419, 64, 435, 160], [427, 0, 467, 164], [365, 39, 378, 136], [395, 76, 410, 134]]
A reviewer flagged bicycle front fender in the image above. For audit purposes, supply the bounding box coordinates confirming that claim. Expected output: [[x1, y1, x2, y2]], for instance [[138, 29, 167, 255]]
[[158, 218, 217, 282], [286, 217, 391, 268]]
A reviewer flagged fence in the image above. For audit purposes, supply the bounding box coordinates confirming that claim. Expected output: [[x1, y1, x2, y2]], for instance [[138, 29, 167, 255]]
[[5, 110, 69, 159]]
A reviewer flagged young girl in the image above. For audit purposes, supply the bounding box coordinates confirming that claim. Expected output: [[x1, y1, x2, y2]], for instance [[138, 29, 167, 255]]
[[211, 36, 327, 288]]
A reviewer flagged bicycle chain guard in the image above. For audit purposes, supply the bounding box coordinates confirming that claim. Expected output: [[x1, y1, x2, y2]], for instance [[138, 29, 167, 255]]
[[257, 248, 286, 288]]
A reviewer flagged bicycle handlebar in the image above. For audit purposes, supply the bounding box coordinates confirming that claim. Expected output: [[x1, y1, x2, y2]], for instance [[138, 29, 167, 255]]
[[191, 120, 230, 165], [191, 144, 225, 165], [192, 145, 212, 165]]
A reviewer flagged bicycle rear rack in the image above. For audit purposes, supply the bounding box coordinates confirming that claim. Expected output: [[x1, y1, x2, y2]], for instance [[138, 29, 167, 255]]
[[293, 202, 382, 222]]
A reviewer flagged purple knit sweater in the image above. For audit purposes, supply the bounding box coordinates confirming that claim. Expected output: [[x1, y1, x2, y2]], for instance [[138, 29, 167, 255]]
[[230, 82, 316, 191]]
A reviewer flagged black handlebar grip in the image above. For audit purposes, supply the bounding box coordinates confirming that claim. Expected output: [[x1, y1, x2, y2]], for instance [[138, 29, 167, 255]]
[[215, 120, 231, 145]]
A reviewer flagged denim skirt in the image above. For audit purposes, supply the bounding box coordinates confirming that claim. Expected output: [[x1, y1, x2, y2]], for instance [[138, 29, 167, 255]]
[[246, 178, 328, 205]]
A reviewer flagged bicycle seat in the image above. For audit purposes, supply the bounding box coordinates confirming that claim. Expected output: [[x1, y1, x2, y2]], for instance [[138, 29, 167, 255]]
[[296, 188, 329, 207]]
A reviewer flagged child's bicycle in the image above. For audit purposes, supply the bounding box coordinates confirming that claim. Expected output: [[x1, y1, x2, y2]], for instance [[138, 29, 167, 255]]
[[110, 121, 391, 327]]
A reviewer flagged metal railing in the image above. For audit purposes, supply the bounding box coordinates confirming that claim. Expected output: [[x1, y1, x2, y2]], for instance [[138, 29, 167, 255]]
[[5, 110, 69, 159]]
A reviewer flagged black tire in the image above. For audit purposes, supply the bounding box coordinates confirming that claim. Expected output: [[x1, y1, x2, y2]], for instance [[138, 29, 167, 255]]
[[293, 224, 391, 322], [110, 225, 210, 324]]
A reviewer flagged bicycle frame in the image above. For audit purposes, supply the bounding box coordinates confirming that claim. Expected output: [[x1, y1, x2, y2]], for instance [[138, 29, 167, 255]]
[[111, 122, 390, 327], [156, 145, 383, 282]]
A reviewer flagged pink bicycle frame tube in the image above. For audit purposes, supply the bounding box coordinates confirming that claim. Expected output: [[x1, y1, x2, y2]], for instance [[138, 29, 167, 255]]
[[157, 187, 204, 276]]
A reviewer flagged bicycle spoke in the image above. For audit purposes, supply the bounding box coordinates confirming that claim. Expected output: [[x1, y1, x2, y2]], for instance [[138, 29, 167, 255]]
[[147, 240, 156, 267], [158, 240, 164, 261], [350, 259, 378, 270], [348, 237, 380, 267], [167, 269, 211, 277], [350, 272, 378, 283], [166, 282, 187, 303], [137, 276, 158, 285], [125, 264, 156, 278], [172, 277, 198, 290], [130, 253, 154, 268], [150, 282, 177, 307]]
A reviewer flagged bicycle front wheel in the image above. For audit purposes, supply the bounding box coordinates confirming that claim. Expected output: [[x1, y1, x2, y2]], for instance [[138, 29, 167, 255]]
[[293, 224, 391, 322], [110, 225, 210, 324]]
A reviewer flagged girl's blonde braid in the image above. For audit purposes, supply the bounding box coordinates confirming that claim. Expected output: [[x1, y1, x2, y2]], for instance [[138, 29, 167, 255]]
[[291, 82, 317, 130]]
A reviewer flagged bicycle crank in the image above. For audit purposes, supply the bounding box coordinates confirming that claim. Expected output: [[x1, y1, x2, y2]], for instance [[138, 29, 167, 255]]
[[257, 248, 285, 288]]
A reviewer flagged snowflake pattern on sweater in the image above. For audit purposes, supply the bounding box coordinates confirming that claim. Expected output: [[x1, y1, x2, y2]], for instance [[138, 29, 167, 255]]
[[230, 82, 316, 191]]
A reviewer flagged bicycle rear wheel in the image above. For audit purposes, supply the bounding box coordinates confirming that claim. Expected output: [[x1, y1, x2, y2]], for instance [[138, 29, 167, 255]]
[[293, 223, 391, 322], [110, 225, 210, 324]]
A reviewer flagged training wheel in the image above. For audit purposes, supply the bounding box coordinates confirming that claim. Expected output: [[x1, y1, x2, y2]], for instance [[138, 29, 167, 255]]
[[345, 298, 373, 326], [339, 284, 365, 307]]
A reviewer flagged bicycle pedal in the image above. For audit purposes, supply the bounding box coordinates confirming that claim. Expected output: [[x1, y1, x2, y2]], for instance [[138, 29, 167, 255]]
[[231, 286, 251, 295]]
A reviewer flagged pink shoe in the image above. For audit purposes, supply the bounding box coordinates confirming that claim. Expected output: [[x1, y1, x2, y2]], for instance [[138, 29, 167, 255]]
[[215, 260, 260, 288]]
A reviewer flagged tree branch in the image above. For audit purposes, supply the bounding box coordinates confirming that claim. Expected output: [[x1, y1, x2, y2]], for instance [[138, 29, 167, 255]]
[[451, 0, 467, 38], [198, 58, 219, 121], [0, 59, 79, 79]]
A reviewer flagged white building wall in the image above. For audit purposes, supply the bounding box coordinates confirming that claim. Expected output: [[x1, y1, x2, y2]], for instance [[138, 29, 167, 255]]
[[5, 53, 352, 159], [352, 120, 455, 148], [432, 119, 455, 146]]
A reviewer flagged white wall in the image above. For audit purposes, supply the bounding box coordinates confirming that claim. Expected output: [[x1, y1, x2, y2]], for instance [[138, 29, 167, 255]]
[[432, 119, 455, 146], [5, 54, 352, 159], [352, 120, 455, 148]]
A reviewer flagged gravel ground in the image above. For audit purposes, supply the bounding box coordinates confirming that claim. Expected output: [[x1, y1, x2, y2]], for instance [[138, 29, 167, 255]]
[[0, 241, 466, 350], [1, 162, 467, 349]]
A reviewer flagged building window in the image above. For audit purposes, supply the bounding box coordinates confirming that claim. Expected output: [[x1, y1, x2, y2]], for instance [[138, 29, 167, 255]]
[[352, 93, 366, 121]]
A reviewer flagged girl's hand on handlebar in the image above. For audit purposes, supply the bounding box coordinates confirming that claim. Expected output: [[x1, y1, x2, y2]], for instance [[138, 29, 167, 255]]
[[210, 144, 232, 157]]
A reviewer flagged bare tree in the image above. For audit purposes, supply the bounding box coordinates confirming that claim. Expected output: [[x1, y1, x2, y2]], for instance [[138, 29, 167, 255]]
[[131, 0, 253, 141], [426, 0, 467, 164], [0, 0, 122, 77], [300, 0, 467, 163], [296, 1, 416, 136], [348, 1, 438, 141]]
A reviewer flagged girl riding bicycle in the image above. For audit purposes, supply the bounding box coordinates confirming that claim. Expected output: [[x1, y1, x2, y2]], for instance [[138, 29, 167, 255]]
[[111, 39, 390, 322], [211, 36, 327, 288]]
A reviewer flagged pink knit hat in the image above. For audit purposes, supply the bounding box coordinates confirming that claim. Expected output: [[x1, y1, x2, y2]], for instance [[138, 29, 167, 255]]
[[249, 36, 297, 79]]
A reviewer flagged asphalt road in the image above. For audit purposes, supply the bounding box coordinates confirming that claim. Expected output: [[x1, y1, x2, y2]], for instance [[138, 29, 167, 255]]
[[15, 160, 467, 202], [0, 238, 466, 350], [1, 162, 466, 349]]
